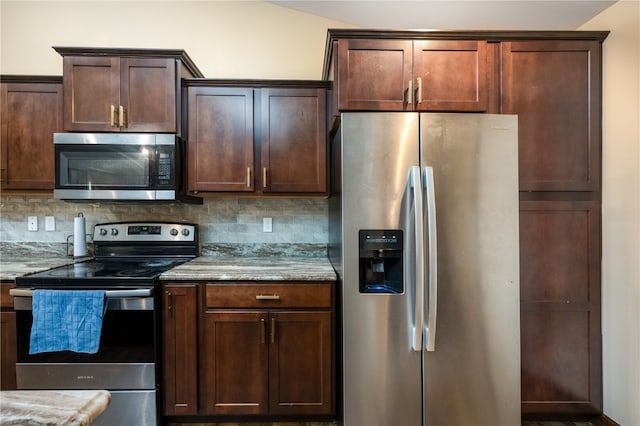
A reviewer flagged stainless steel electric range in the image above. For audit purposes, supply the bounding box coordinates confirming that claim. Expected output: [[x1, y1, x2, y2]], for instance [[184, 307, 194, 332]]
[[13, 221, 198, 426]]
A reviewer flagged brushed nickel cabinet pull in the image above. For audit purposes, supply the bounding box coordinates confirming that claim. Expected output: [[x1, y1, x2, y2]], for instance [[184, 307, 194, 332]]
[[271, 317, 276, 344], [246, 167, 251, 187], [262, 167, 267, 188], [165, 290, 173, 313], [255, 294, 280, 300], [417, 77, 423, 104], [406, 80, 413, 105], [110, 105, 116, 126], [260, 318, 266, 344], [118, 105, 125, 127]]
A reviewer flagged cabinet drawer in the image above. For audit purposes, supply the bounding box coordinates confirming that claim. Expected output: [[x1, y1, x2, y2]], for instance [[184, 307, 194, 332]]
[[0, 283, 15, 309], [206, 283, 332, 308]]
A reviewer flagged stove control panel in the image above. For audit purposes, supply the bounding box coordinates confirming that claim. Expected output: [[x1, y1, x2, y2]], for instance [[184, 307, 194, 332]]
[[93, 222, 197, 242]]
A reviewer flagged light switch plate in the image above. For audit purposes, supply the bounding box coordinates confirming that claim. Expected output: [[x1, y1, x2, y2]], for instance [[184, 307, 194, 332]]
[[263, 217, 273, 233], [27, 216, 38, 231], [45, 216, 55, 231]]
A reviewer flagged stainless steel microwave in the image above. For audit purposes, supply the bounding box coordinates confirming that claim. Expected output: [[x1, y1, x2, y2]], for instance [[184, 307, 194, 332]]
[[54, 133, 198, 202]]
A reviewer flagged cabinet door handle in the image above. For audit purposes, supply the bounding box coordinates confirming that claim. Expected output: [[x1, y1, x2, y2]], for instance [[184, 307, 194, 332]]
[[417, 77, 423, 104], [260, 318, 266, 344], [118, 105, 125, 128], [255, 294, 280, 300], [165, 290, 173, 313], [246, 167, 251, 187], [110, 105, 116, 127], [262, 167, 268, 188], [406, 79, 413, 105], [271, 317, 276, 344]]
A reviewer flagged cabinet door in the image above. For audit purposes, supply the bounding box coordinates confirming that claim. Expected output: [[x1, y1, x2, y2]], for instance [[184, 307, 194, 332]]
[[0, 311, 17, 390], [162, 284, 198, 415], [502, 41, 601, 191], [62, 56, 120, 132], [121, 57, 176, 132], [1, 82, 62, 191], [201, 310, 269, 415], [269, 311, 333, 415], [260, 88, 327, 193], [519, 200, 602, 415], [413, 40, 488, 112], [337, 39, 413, 111], [187, 86, 254, 192]]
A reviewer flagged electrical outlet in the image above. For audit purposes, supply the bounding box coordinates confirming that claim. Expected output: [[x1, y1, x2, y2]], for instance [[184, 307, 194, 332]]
[[45, 216, 55, 231], [263, 217, 273, 233], [27, 216, 38, 231]]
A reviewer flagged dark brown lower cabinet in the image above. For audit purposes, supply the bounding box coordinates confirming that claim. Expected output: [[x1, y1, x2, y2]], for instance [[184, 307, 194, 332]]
[[162, 284, 198, 415], [519, 200, 602, 415], [202, 309, 333, 416], [0, 282, 17, 390], [161, 281, 334, 420]]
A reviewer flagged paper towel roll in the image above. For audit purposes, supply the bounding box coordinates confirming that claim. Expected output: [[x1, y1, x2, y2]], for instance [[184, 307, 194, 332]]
[[73, 214, 87, 257]]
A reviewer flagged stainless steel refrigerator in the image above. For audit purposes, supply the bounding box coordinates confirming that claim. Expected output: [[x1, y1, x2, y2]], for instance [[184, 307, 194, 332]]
[[328, 112, 521, 426]]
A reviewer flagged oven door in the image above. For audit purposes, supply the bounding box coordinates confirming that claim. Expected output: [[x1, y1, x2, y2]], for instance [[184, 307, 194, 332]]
[[13, 288, 157, 390], [13, 288, 159, 425], [53, 132, 177, 201]]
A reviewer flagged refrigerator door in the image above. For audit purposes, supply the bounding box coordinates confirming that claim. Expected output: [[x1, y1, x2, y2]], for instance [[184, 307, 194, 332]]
[[340, 113, 422, 426], [420, 113, 521, 426]]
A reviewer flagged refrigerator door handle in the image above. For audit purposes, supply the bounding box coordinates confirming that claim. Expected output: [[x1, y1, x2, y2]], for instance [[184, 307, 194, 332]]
[[423, 166, 438, 351], [410, 166, 425, 352]]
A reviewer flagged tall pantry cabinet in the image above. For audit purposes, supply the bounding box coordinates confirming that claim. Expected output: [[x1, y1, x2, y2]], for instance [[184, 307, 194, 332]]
[[501, 38, 605, 416], [323, 29, 609, 418]]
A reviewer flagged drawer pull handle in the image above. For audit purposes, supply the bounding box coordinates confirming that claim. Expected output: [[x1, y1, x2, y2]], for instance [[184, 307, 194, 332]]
[[256, 294, 280, 300]]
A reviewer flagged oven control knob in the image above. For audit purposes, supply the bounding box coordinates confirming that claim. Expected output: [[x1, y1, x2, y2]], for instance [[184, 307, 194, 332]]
[[110, 228, 119, 236], [99, 228, 108, 236], [182, 229, 190, 237], [170, 228, 179, 236]]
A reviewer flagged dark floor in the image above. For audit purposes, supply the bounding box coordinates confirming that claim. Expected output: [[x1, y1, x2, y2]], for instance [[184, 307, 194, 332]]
[[522, 422, 596, 426], [522, 416, 616, 426]]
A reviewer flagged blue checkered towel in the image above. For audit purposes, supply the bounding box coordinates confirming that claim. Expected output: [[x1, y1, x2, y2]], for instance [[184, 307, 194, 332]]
[[29, 290, 106, 354]]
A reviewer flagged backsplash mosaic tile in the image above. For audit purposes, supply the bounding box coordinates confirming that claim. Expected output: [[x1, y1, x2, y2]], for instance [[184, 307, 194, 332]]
[[0, 196, 329, 257]]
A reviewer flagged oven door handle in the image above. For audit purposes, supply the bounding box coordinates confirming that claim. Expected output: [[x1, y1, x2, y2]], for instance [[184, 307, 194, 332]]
[[10, 288, 154, 311], [9, 288, 152, 298]]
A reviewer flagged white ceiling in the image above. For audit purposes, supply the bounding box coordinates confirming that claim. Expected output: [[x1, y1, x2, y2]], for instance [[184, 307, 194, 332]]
[[267, 0, 617, 30]]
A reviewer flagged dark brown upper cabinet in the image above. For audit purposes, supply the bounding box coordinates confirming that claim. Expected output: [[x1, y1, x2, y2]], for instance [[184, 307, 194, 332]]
[[184, 80, 328, 196], [54, 47, 203, 134], [501, 40, 603, 192], [329, 37, 489, 112], [0, 76, 63, 193]]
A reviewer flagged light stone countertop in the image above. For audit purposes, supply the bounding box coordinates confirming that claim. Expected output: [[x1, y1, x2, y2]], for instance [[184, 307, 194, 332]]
[[0, 257, 85, 281], [0, 390, 111, 426], [160, 256, 337, 282]]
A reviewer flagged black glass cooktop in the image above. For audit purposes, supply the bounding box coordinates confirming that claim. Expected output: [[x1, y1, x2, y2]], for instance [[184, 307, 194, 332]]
[[16, 258, 187, 287]]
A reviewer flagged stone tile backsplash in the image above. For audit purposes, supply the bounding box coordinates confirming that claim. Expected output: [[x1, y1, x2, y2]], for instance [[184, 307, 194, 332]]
[[0, 196, 328, 256]]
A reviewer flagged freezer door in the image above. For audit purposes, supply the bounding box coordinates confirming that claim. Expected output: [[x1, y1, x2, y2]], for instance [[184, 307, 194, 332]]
[[420, 113, 521, 426], [340, 112, 423, 426]]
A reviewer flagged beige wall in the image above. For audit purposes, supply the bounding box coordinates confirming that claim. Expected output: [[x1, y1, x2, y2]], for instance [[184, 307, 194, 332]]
[[580, 1, 640, 425], [0, 1, 347, 78]]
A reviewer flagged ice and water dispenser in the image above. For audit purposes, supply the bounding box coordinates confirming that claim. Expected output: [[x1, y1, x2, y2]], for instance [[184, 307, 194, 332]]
[[359, 230, 403, 294]]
